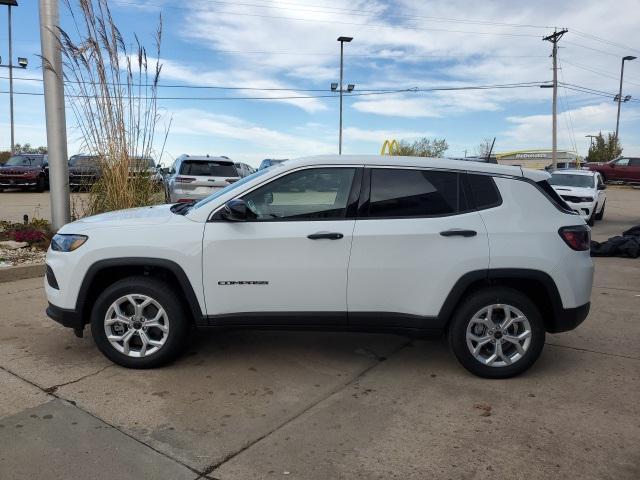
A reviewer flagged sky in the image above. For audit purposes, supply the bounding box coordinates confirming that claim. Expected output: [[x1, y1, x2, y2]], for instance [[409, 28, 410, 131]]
[[1, 0, 639, 167]]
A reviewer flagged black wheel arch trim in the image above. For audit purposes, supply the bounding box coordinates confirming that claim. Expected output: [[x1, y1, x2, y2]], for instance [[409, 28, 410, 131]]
[[75, 257, 203, 325], [437, 268, 587, 333]]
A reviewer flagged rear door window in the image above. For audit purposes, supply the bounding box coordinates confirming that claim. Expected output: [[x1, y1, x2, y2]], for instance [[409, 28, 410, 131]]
[[368, 169, 468, 218], [180, 161, 238, 177]]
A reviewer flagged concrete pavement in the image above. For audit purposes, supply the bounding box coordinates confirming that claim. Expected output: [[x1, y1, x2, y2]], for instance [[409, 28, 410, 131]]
[[1, 188, 639, 479]]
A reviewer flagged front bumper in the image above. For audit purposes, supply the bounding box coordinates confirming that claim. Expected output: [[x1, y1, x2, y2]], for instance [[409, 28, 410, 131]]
[[0, 177, 38, 187], [563, 200, 596, 221], [169, 188, 223, 203], [46, 302, 85, 337]]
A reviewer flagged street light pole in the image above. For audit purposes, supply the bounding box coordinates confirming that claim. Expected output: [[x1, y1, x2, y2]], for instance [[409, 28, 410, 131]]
[[615, 55, 636, 141], [336, 36, 352, 155], [0, 0, 18, 153], [39, 0, 70, 229]]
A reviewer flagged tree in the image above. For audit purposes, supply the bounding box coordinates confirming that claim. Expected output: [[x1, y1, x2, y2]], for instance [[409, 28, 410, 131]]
[[0, 144, 48, 164], [587, 132, 622, 163], [394, 137, 449, 157]]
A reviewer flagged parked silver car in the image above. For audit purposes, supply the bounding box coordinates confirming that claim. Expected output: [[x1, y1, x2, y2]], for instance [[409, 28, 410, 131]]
[[166, 155, 240, 203]]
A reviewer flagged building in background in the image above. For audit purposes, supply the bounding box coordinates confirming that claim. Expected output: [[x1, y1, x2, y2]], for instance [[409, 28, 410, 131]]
[[495, 149, 582, 170]]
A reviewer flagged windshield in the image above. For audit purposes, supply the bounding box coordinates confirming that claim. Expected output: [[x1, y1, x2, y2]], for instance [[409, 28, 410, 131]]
[[190, 168, 272, 210], [180, 160, 238, 177], [548, 173, 594, 188], [69, 156, 97, 167], [5, 155, 43, 167]]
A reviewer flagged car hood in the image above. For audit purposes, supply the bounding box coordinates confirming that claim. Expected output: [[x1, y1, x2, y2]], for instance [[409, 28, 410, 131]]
[[60, 204, 180, 232], [551, 185, 595, 197]]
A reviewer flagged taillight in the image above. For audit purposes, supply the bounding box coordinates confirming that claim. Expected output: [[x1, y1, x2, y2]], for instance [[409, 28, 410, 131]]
[[559, 225, 591, 251], [175, 176, 195, 183]]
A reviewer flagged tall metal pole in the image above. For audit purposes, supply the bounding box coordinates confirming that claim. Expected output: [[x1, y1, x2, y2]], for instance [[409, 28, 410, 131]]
[[551, 40, 558, 171], [543, 29, 567, 171], [39, 0, 70, 229], [615, 59, 625, 140], [8, 3, 14, 153], [338, 40, 344, 155]]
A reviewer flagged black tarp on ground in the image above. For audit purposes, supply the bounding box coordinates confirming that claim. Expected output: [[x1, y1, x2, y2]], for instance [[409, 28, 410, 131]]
[[591, 225, 640, 258]]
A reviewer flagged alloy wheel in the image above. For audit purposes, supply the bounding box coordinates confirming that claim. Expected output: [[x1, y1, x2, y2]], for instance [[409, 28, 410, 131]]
[[104, 294, 170, 358], [465, 303, 532, 367]]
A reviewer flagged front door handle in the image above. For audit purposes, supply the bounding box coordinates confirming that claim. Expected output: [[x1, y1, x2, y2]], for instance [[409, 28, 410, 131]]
[[307, 232, 344, 240], [440, 229, 477, 237]]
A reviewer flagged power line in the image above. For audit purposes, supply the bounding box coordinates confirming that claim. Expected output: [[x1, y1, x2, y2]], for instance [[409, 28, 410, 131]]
[[0, 82, 550, 100], [118, 0, 555, 30], [0, 75, 548, 92], [561, 60, 640, 88], [111, 1, 541, 38], [572, 29, 640, 56]]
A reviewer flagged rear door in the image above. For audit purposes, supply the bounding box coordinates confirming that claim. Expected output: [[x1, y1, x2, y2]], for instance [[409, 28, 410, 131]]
[[347, 168, 490, 327], [626, 158, 640, 182]]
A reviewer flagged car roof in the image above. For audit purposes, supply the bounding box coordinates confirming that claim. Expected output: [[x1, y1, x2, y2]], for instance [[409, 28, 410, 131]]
[[551, 169, 595, 176], [179, 155, 232, 163], [285, 154, 542, 179]]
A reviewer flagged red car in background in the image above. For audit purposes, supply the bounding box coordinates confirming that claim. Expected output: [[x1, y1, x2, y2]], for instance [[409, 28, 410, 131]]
[[587, 157, 640, 183], [0, 153, 49, 192]]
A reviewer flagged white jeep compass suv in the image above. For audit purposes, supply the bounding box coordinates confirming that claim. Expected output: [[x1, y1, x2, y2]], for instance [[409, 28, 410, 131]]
[[45, 155, 593, 378]]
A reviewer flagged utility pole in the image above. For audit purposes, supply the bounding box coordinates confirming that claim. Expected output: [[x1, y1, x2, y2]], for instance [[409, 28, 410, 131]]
[[39, 0, 70, 229], [543, 28, 568, 171], [0, 0, 18, 153], [336, 36, 352, 155], [615, 55, 636, 141]]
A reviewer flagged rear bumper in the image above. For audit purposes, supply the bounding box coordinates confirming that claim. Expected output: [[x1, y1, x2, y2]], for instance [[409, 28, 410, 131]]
[[46, 303, 85, 337], [548, 302, 590, 333]]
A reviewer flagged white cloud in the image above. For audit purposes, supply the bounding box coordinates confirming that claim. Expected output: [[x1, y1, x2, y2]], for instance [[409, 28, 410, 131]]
[[502, 102, 640, 152], [167, 108, 334, 157], [343, 126, 434, 143]]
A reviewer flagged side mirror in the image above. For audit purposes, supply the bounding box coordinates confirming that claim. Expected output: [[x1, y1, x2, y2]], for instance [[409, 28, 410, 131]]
[[222, 198, 254, 221], [598, 183, 607, 190]]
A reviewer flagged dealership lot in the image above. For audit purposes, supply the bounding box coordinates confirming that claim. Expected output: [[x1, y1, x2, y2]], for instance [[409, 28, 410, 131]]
[[1, 187, 639, 479]]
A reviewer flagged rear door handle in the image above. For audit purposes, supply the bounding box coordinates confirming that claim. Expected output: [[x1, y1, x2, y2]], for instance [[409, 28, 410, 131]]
[[307, 232, 344, 240], [440, 229, 477, 237]]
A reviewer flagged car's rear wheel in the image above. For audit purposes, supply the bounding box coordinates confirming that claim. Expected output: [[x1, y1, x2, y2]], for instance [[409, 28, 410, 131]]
[[90, 276, 190, 368], [448, 288, 545, 378], [595, 200, 605, 220]]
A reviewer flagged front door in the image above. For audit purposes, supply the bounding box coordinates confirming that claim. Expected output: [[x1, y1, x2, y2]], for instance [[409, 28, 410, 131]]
[[202, 166, 361, 325]]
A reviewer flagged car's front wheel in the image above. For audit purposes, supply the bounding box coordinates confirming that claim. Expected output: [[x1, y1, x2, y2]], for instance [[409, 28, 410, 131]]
[[448, 288, 545, 378], [90, 276, 190, 368]]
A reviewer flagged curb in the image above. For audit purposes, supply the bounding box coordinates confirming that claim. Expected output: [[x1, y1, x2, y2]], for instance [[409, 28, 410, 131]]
[[0, 263, 45, 284]]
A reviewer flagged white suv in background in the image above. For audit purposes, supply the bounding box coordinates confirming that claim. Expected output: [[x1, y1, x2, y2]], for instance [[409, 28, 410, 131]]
[[548, 170, 606, 225], [166, 155, 240, 203], [45, 155, 593, 378]]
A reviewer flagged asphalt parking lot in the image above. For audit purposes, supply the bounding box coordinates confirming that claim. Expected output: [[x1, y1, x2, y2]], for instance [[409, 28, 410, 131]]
[[1, 187, 639, 479]]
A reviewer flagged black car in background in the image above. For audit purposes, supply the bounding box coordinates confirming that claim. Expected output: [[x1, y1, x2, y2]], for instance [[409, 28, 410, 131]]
[[68, 154, 101, 191], [0, 153, 49, 192]]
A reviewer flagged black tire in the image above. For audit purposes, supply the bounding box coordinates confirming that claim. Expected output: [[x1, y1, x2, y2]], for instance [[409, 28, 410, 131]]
[[90, 276, 190, 368], [36, 175, 46, 192], [587, 210, 596, 226], [595, 200, 605, 221], [448, 287, 545, 379]]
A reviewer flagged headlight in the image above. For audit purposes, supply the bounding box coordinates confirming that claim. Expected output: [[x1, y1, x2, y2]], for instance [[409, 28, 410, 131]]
[[50, 234, 88, 252]]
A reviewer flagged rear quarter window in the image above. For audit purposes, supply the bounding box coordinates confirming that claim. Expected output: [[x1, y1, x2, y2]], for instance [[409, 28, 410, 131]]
[[535, 180, 576, 214], [465, 174, 502, 210]]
